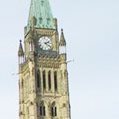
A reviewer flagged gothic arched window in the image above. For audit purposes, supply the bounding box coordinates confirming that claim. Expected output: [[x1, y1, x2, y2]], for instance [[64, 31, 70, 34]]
[[39, 102, 46, 116], [54, 71, 58, 91], [51, 102, 57, 117], [43, 70, 46, 90], [37, 70, 41, 88], [48, 71, 51, 90]]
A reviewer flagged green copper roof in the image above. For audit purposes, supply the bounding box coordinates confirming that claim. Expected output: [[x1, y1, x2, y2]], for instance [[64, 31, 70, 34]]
[[27, 0, 55, 30]]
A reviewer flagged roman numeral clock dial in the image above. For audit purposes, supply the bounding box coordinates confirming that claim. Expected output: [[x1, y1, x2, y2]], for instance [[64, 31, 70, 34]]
[[38, 36, 52, 50]]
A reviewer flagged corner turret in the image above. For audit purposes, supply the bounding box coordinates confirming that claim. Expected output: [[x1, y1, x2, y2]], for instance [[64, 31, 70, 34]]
[[59, 29, 66, 54], [18, 40, 24, 64]]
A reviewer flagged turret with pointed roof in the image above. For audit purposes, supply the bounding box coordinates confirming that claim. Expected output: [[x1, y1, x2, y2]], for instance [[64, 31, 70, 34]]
[[60, 29, 66, 46], [18, 40, 24, 64], [18, 40, 24, 56]]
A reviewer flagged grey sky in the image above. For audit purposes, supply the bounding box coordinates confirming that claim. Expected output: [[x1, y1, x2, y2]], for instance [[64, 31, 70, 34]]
[[0, 0, 119, 119]]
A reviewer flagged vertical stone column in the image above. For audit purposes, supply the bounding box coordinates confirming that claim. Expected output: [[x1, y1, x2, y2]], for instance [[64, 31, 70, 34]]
[[19, 73, 24, 119], [28, 61, 37, 119]]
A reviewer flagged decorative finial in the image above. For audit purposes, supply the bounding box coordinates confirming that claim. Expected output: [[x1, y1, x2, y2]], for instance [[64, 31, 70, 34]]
[[20, 40, 22, 43], [18, 40, 24, 57]]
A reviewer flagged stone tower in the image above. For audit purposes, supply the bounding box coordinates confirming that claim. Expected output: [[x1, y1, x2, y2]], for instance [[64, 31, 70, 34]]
[[18, 0, 71, 119]]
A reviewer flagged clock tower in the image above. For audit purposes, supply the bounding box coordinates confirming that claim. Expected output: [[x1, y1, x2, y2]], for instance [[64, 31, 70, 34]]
[[18, 0, 71, 119]]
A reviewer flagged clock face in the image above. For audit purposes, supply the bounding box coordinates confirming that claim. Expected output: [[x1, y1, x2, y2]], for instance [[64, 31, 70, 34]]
[[38, 36, 52, 50]]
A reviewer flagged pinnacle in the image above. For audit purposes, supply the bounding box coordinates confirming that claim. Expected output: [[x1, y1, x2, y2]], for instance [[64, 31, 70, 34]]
[[18, 40, 24, 56], [60, 29, 66, 46]]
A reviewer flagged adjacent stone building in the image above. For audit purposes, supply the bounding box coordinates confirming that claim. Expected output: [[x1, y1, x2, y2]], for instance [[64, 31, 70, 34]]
[[18, 0, 71, 119]]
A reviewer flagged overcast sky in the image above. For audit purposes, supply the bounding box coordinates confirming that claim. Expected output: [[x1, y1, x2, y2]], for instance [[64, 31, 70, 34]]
[[0, 0, 119, 119]]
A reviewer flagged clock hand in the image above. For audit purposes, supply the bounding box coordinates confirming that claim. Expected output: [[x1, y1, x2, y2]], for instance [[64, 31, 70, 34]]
[[44, 42, 51, 48], [47, 44, 51, 47], [44, 41, 50, 44]]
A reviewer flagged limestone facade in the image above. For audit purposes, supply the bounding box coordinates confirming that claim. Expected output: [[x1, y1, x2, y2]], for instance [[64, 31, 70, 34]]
[[18, 1, 71, 119]]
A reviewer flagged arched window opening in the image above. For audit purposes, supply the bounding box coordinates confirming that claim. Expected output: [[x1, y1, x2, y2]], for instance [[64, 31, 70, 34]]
[[40, 106, 42, 115], [37, 70, 41, 88], [43, 106, 46, 116], [39, 102, 46, 116], [54, 107, 57, 116], [51, 102, 57, 117], [43, 70, 46, 90], [39, 106, 46, 116], [51, 107, 53, 116], [54, 71, 57, 91], [48, 71, 51, 90]]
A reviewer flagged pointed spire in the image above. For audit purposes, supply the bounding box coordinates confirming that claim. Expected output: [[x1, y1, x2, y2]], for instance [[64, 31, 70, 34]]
[[18, 40, 24, 56], [60, 29, 66, 46], [27, 0, 56, 31]]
